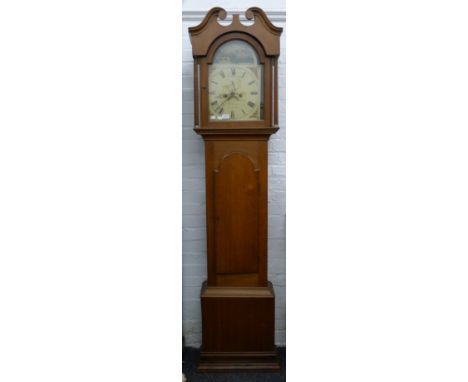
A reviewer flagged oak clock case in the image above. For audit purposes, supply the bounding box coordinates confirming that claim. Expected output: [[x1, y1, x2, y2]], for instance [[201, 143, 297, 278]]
[[188, 7, 282, 372]]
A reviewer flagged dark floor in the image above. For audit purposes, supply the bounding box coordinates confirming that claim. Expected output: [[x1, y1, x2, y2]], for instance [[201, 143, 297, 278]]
[[182, 347, 286, 382]]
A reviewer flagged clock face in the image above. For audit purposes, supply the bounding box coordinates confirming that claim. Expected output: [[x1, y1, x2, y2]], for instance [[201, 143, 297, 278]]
[[208, 40, 264, 121]]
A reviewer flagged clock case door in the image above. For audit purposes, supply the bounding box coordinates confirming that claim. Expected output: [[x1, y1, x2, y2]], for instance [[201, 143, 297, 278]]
[[199, 33, 273, 129], [204, 138, 268, 287]]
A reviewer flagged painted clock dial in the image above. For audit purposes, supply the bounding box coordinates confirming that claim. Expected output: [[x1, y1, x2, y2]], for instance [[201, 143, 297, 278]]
[[208, 40, 264, 121]]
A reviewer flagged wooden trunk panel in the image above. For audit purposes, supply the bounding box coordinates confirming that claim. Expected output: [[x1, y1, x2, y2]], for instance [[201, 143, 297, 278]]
[[214, 153, 259, 274], [215, 273, 259, 286], [205, 139, 268, 287]]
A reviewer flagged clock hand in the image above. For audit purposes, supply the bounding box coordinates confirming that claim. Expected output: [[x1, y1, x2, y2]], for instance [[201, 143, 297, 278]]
[[215, 94, 234, 112]]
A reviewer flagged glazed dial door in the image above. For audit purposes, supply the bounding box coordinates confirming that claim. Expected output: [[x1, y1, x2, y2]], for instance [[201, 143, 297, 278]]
[[208, 40, 264, 121]]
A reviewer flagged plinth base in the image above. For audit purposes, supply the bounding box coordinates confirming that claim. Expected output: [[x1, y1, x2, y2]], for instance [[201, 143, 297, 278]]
[[197, 281, 280, 373], [198, 350, 280, 372]]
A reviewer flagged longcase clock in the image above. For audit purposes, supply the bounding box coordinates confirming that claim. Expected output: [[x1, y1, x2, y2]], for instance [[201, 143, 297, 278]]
[[188, 7, 283, 372]]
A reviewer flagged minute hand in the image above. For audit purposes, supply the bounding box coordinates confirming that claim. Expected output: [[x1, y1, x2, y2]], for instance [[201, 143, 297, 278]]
[[215, 94, 234, 112]]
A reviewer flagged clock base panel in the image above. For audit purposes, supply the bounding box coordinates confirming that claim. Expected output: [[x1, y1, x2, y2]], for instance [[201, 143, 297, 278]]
[[197, 281, 280, 372]]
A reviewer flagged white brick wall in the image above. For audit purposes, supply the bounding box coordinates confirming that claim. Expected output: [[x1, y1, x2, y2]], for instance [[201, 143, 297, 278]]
[[182, 2, 286, 347]]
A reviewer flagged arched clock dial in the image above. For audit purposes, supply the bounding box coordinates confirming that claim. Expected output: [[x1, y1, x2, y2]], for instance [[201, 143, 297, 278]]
[[207, 39, 264, 122], [209, 64, 262, 121]]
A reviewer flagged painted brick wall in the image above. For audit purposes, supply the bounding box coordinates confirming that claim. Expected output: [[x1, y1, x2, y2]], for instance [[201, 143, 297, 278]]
[[182, 2, 286, 347]]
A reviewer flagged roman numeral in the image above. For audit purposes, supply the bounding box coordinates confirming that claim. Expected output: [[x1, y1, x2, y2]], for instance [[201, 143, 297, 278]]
[[250, 91, 258, 95], [231, 68, 236, 76], [210, 80, 218, 85], [220, 71, 225, 78], [231, 111, 235, 119], [211, 100, 218, 106], [248, 101, 255, 108], [248, 80, 255, 85]]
